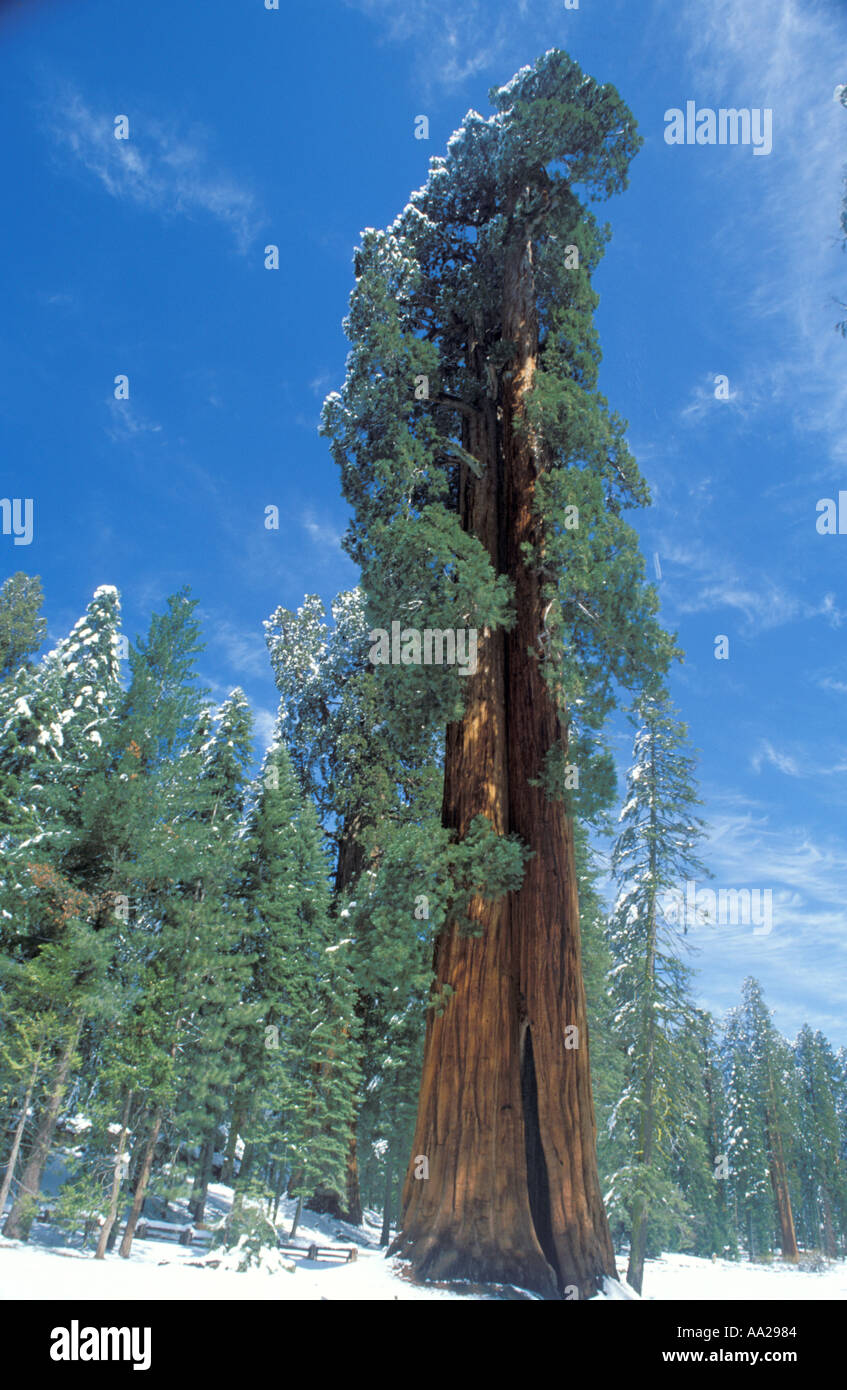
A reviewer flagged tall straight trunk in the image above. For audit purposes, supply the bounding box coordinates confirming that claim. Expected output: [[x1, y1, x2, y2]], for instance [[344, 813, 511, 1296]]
[[272, 1172, 284, 1225], [626, 1056, 654, 1293], [119, 1109, 162, 1258], [344, 1129, 363, 1226], [746, 1206, 755, 1261], [625, 1109, 653, 1294], [0, 1045, 43, 1220], [767, 1149, 798, 1260], [391, 227, 615, 1299], [626, 779, 658, 1296], [230, 1139, 256, 1224], [190, 1133, 215, 1223], [3, 1020, 80, 1241], [821, 1189, 837, 1259], [95, 1090, 133, 1259], [220, 1095, 245, 1186], [289, 1193, 303, 1241], [379, 1157, 393, 1247], [765, 1073, 799, 1261]]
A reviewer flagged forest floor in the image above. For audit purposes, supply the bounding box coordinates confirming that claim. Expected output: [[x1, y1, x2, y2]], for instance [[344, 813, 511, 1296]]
[[1, 1183, 845, 1301]]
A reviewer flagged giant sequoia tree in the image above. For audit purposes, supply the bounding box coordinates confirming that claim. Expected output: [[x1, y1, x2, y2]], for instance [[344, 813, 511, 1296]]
[[323, 51, 674, 1298]]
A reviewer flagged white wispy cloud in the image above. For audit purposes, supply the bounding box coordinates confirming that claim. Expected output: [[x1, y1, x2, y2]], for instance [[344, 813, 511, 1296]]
[[667, 0, 847, 464], [750, 740, 801, 776], [204, 618, 271, 682], [302, 511, 345, 554], [817, 674, 847, 695], [680, 375, 744, 423], [252, 705, 278, 750], [684, 806, 847, 1040], [342, 0, 575, 91], [104, 398, 163, 444], [46, 85, 262, 253], [659, 536, 844, 633]]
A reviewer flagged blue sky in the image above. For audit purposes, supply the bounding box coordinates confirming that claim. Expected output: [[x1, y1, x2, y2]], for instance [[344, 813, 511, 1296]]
[[2, 0, 846, 1045]]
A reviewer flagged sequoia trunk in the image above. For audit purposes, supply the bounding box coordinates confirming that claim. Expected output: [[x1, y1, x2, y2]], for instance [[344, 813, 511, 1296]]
[[392, 227, 615, 1298], [765, 1072, 799, 1261]]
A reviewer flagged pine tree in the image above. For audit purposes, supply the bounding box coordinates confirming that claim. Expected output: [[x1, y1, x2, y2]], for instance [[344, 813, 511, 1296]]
[[607, 690, 708, 1293], [71, 590, 250, 1257], [1, 586, 124, 1240], [794, 1025, 846, 1257], [724, 1033, 773, 1262], [322, 47, 674, 1298], [574, 823, 627, 1231], [724, 978, 800, 1262], [0, 572, 46, 679], [265, 589, 441, 1222], [180, 688, 255, 1224], [681, 1009, 737, 1260], [236, 739, 360, 1234]]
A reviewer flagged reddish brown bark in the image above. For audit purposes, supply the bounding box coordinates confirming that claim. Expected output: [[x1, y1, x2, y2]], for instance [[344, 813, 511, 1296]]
[[391, 229, 615, 1299], [765, 1073, 799, 1261]]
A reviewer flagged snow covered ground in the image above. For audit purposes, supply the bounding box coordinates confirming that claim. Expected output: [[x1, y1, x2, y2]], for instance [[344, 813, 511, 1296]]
[[622, 1251, 847, 1302], [1, 1184, 845, 1301]]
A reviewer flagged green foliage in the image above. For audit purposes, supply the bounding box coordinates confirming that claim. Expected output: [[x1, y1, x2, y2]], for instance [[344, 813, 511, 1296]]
[[0, 573, 46, 679], [323, 49, 677, 761]]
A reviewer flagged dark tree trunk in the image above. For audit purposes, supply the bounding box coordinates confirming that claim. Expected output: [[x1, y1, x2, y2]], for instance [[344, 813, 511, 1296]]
[[119, 1109, 162, 1258], [379, 1157, 393, 1247], [627, 1203, 649, 1296], [3, 1021, 80, 1241], [230, 1140, 256, 1226], [765, 1075, 799, 1261], [220, 1096, 245, 1187], [821, 1189, 837, 1260], [391, 226, 616, 1299], [239, 1139, 255, 1186], [344, 1129, 363, 1226], [767, 1150, 798, 1261], [271, 1166, 285, 1225], [625, 1042, 654, 1296], [190, 1134, 215, 1223]]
